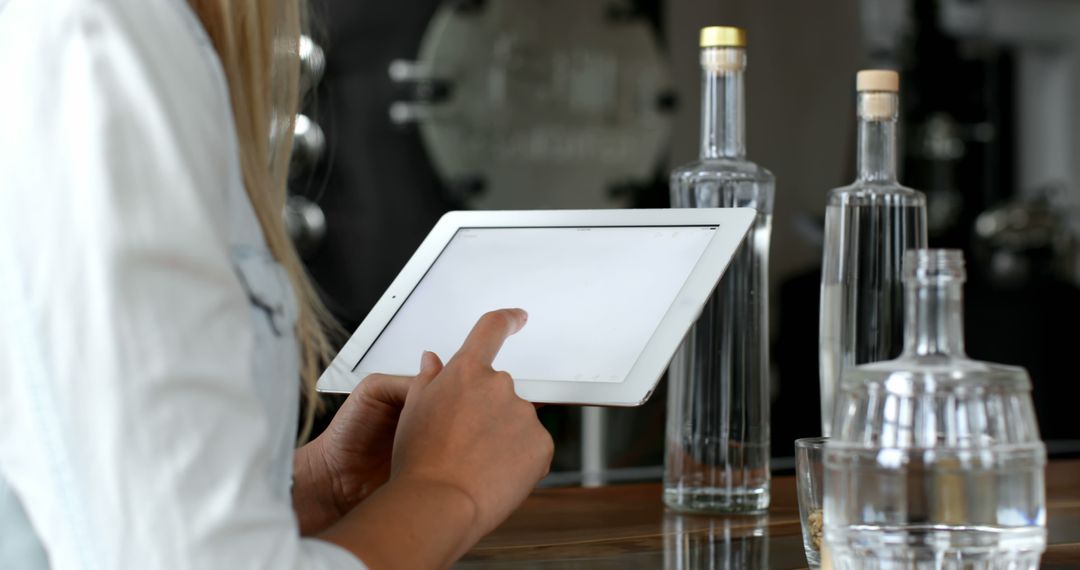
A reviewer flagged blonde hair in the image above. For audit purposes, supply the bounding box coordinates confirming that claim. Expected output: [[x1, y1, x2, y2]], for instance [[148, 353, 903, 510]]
[[188, 0, 335, 441]]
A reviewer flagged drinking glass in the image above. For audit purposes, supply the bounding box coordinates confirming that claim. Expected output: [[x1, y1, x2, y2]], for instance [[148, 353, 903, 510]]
[[795, 437, 827, 569]]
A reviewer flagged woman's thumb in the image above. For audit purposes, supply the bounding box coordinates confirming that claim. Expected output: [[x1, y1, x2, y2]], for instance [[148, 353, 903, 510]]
[[416, 350, 444, 385]]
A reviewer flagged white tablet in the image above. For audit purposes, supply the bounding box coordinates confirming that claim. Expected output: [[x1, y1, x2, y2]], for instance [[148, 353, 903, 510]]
[[317, 208, 755, 406]]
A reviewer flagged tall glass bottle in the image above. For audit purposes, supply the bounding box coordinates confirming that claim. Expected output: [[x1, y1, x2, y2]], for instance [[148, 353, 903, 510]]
[[665, 26, 774, 513], [818, 70, 927, 436], [825, 250, 1047, 569]]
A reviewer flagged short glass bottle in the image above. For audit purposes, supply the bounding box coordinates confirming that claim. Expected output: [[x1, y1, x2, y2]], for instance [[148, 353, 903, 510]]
[[824, 249, 1047, 570], [665, 26, 774, 513], [819, 70, 928, 436]]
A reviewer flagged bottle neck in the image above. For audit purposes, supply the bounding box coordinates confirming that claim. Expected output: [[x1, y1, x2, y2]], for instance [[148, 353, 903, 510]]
[[856, 92, 899, 183], [903, 280, 966, 357], [700, 48, 746, 160]]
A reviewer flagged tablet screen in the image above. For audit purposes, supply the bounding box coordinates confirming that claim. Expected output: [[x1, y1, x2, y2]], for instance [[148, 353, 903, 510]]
[[353, 225, 718, 383]]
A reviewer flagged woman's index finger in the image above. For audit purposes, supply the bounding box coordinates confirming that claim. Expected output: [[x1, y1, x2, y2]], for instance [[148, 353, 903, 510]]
[[455, 308, 528, 367]]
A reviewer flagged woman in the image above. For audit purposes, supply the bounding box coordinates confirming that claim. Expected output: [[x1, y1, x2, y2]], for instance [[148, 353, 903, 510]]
[[0, 0, 554, 568]]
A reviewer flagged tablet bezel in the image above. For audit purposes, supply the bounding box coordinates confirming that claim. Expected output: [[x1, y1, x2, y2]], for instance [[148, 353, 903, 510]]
[[317, 208, 756, 406]]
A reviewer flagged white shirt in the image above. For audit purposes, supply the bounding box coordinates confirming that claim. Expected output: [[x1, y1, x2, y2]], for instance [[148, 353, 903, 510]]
[[0, 0, 365, 567]]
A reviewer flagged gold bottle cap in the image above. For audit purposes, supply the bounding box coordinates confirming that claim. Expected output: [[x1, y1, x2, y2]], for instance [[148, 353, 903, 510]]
[[700, 26, 746, 48], [856, 69, 900, 92]]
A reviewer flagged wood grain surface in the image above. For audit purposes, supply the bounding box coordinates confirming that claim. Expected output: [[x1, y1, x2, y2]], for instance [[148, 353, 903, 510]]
[[456, 459, 1080, 568]]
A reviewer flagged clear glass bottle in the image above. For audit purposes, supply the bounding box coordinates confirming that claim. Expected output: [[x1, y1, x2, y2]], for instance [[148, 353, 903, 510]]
[[818, 70, 927, 436], [664, 26, 774, 513], [825, 249, 1047, 570]]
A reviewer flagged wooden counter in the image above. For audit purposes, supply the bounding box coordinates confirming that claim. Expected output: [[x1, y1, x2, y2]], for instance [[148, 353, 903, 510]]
[[458, 459, 1080, 568]]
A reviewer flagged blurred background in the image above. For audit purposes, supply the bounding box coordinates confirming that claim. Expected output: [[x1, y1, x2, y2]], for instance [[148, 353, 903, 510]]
[[290, 0, 1080, 484]]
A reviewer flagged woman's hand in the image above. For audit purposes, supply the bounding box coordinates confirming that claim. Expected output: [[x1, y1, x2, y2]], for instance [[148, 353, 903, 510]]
[[294, 366, 438, 534], [390, 308, 554, 542], [319, 309, 555, 569]]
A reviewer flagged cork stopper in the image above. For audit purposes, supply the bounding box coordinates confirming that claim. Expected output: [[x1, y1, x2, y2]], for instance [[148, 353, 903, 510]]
[[857, 70, 900, 120], [701, 47, 746, 73], [856, 70, 900, 93]]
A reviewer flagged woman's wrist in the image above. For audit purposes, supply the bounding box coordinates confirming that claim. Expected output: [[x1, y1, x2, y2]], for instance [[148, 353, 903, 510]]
[[319, 476, 479, 569], [292, 437, 347, 535]]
